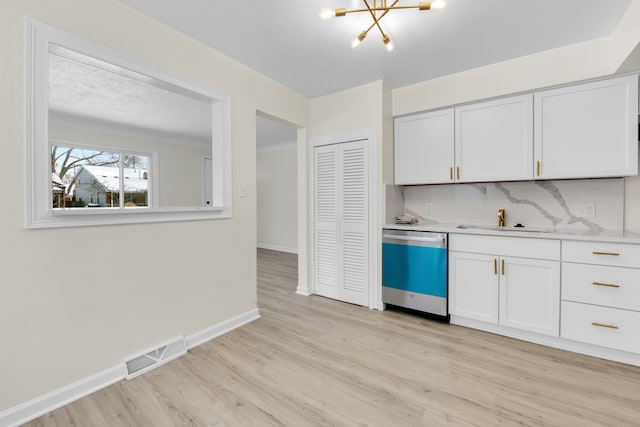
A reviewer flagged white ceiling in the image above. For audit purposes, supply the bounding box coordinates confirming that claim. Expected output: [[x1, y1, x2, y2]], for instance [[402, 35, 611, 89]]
[[118, 0, 632, 98]]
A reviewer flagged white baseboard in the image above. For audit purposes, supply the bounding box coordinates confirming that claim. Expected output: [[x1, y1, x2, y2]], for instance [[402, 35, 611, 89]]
[[450, 315, 640, 367], [257, 243, 298, 254], [0, 365, 123, 427], [185, 308, 260, 349], [295, 286, 312, 296], [0, 308, 261, 427]]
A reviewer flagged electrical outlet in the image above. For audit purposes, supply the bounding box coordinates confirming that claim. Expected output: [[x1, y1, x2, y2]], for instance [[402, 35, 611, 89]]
[[425, 203, 433, 214], [575, 203, 596, 218]]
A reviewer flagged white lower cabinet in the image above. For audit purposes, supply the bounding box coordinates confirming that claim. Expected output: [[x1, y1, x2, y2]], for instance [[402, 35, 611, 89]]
[[499, 256, 560, 336], [561, 240, 640, 355], [448, 235, 640, 365], [449, 252, 499, 323], [561, 301, 640, 354], [449, 234, 560, 337]]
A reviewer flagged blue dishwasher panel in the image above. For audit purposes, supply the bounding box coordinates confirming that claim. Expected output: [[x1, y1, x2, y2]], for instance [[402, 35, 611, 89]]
[[382, 243, 447, 298]]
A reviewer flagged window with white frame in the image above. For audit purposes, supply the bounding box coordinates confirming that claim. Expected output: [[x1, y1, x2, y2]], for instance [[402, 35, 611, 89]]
[[25, 19, 232, 228], [51, 143, 153, 209]]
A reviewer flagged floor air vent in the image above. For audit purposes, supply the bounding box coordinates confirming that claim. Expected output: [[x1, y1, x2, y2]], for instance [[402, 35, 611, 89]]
[[124, 336, 187, 380]]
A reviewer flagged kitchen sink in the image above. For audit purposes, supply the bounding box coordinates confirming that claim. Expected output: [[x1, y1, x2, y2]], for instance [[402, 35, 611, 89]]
[[456, 224, 550, 233]]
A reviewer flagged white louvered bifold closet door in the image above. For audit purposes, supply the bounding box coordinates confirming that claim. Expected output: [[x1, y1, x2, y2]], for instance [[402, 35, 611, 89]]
[[314, 145, 340, 300], [313, 139, 369, 306]]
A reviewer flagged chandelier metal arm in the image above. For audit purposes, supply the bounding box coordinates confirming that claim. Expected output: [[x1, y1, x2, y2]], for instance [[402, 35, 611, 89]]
[[362, 0, 400, 38], [362, 0, 385, 38], [341, 1, 429, 15]]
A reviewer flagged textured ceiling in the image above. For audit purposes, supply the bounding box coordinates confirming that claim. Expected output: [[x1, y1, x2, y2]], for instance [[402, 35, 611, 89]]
[[48, 51, 212, 147]]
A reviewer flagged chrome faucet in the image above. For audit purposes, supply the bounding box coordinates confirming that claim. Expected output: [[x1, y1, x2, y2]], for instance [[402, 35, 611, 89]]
[[498, 209, 506, 227]]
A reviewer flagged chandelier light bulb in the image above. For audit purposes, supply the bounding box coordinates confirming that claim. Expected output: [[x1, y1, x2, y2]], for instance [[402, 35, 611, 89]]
[[431, 0, 447, 9], [383, 34, 394, 52], [319, 8, 335, 19], [351, 31, 368, 49]]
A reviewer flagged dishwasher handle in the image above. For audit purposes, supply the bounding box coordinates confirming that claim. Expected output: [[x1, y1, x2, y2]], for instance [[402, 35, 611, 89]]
[[382, 233, 444, 244]]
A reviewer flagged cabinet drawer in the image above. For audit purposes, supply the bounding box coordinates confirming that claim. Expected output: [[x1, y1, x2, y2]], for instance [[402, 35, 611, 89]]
[[562, 240, 640, 268], [561, 301, 640, 354], [562, 263, 640, 312], [450, 234, 560, 260]]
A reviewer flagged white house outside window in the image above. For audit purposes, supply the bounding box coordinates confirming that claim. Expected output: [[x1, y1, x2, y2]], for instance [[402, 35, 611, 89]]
[[51, 144, 152, 210]]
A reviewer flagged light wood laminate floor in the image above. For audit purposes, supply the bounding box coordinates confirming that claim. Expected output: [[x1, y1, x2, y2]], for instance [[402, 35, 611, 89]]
[[27, 249, 640, 426]]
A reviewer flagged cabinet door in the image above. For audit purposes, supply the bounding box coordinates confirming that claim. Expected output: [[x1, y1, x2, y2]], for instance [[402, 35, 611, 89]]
[[499, 257, 560, 336], [455, 94, 533, 182], [449, 252, 499, 324], [534, 75, 638, 179], [394, 109, 454, 185]]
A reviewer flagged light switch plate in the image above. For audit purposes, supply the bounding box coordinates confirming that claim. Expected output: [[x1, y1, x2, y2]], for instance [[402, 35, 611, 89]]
[[239, 184, 247, 198]]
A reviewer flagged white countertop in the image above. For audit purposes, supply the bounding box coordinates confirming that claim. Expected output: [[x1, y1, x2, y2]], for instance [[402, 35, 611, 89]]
[[383, 222, 640, 244]]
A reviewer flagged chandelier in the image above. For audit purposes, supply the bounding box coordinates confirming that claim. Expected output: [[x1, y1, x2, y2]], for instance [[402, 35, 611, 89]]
[[320, 0, 447, 52]]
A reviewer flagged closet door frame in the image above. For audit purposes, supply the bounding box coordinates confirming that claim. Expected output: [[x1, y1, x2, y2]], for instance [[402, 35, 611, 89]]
[[309, 130, 378, 309]]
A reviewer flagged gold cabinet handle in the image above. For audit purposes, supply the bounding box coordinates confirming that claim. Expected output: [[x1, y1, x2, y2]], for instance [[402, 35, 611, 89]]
[[449, 166, 453, 180], [591, 322, 619, 330], [592, 282, 620, 288], [536, 160, 540, 176], [493, 259, 497, 275], [456, 166, 460, 180], [501, 259, 505, 275], [592, 251, 620, 256]]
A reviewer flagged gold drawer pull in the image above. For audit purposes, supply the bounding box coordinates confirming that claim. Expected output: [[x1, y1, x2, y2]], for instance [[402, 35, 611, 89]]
[[592, 282, 620, 288], [501, 258, 505, 275], [456, 166, 460, 180], [493, 259, 497, 275], [449, 166, 453, 180], [536, 160, 540, 176], [591, 322, 619, 330], [592, 251, 620, 256]]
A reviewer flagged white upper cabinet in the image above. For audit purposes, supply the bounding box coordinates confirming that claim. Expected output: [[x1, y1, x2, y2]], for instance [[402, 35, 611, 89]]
[[455, 94, 533, 182], [394, 74, 639, 186], [534, 75, 639, 180], [394, 109, 454, 185]]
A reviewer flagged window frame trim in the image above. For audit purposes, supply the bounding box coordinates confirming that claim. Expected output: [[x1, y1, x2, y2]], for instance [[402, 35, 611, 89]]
[[49, 139, 157, 212], [25, 18, 233, 229]]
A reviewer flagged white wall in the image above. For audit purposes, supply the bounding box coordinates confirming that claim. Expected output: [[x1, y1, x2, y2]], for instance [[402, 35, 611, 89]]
[[257, 145, 298, 253], [392, 37, 613, 117], [0, 0, 308, 413], [309, 80, 393, 305]]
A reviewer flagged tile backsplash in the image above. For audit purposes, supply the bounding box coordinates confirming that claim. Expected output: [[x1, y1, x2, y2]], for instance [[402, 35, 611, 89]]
[[389, 178, 624, 231]]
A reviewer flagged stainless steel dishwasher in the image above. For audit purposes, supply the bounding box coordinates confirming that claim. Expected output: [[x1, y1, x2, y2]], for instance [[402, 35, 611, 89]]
[[382, 228, 448, 321]]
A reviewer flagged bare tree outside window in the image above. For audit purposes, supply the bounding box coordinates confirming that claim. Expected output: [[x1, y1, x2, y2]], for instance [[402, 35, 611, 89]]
[[51, 145, 150, 209]]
